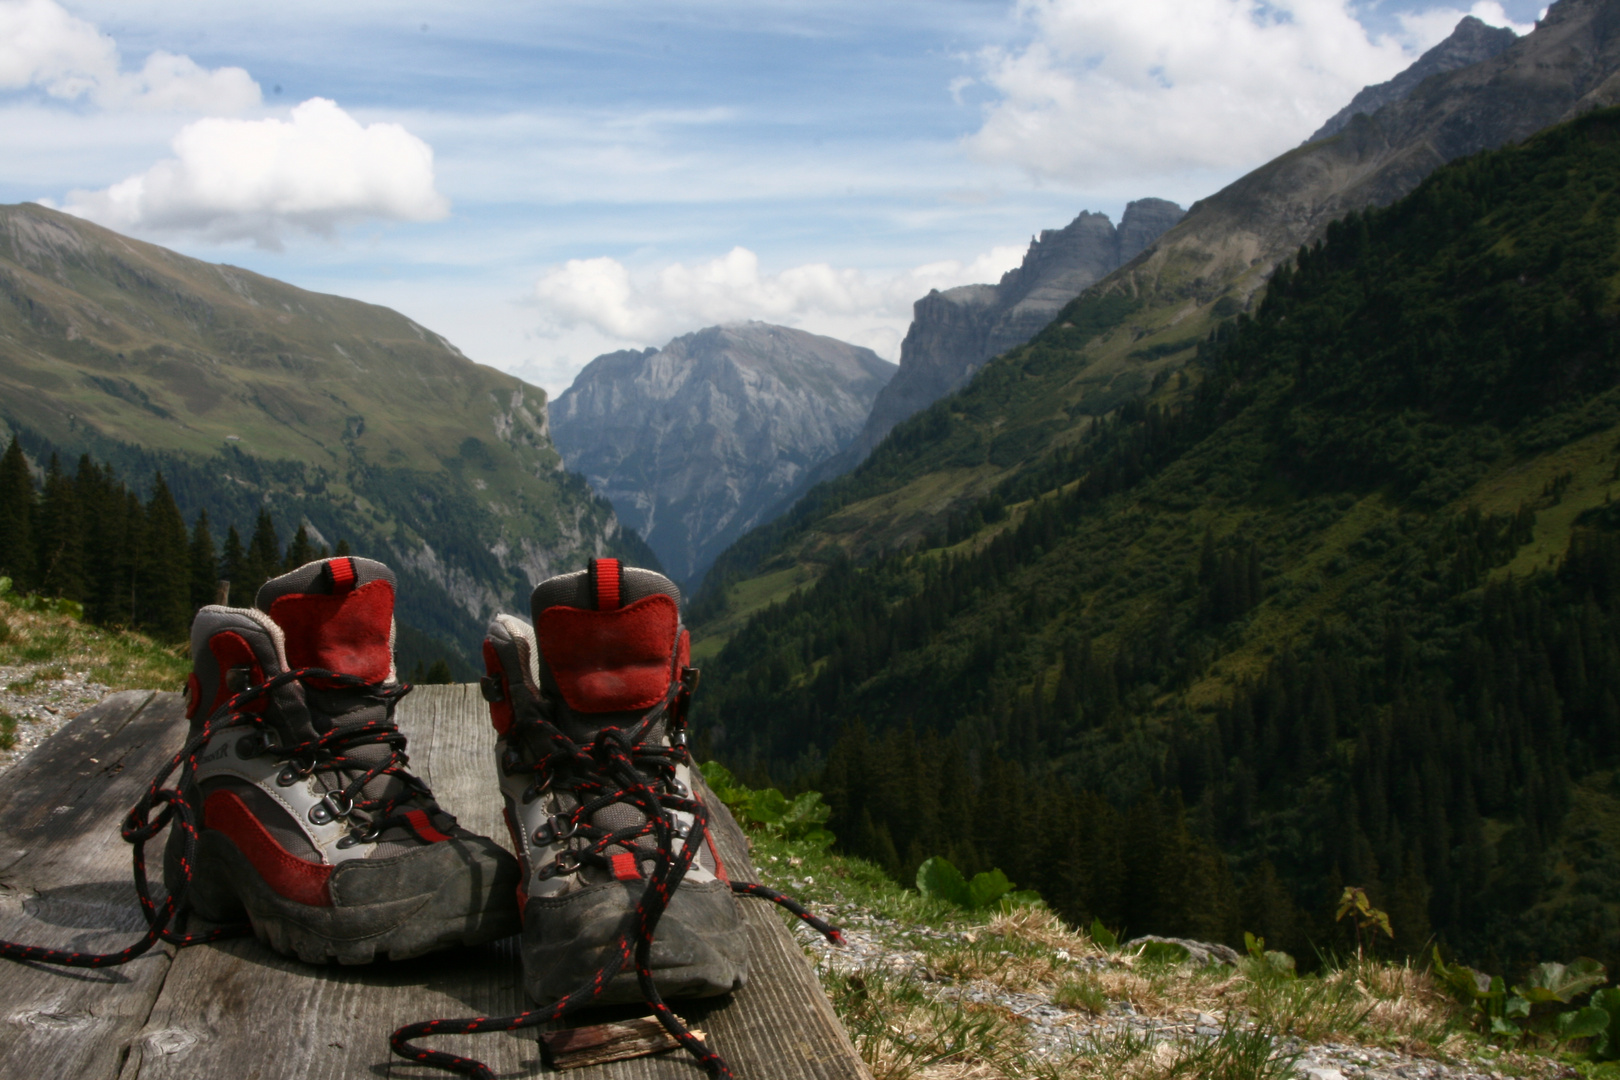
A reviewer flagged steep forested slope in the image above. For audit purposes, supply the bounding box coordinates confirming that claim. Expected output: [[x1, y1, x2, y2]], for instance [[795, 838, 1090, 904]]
[[697, 108, 1620, 973]]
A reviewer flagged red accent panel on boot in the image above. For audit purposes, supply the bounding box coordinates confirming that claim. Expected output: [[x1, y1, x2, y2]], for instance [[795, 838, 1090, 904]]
[[610, 852, 641, 881], [482, 640, 514, 735], [705, 828, 730, 884], [677, 629, 690, 671], [203, 789, 332, 907], [593, 558, 622, 610], [185, 672, 201, 719], [268, 578, 394, 682], [404, 809, 452, 843], [536, 594, 678, 712], [206, 631, 265, 716]]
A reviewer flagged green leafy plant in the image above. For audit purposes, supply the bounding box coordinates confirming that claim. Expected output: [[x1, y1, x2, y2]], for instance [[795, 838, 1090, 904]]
[[1335, 887, 1393, 958], [1433, 950, 1610, 1048], [698, 761, 836, 849], [1244, 931, 1297, 980], [1090, 918, 1119, 951], [914, 856, 1040, 911]]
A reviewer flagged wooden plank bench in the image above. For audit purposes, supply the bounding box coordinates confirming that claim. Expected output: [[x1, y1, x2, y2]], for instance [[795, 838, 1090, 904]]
[[0, 685, 870, 1080]]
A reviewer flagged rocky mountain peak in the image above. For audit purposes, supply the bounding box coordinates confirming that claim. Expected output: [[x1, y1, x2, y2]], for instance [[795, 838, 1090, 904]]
[[1306, 15, 1519, 144], [549, 322, 895, 585], [837, 197, 1185, 468]]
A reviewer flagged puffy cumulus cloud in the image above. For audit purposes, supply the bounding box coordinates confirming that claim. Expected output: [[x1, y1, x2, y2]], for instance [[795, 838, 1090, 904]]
[[965, 0, 1487, 187], [1396, 2, 1538, 48], [0, 0, 259, 113], [532, 244, 1026, 356], [55, 98, 450, 248]]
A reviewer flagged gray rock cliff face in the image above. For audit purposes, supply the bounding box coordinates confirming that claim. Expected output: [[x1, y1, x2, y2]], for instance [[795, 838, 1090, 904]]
[[840, 198, 1184, 466], [1307, 16, 1520, 144], [550, 322, 895, 585]]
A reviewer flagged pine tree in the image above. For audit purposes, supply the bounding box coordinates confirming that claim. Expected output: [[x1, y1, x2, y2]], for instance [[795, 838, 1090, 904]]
[[34, 455, 85, 601], [189, 510, 217, 610], [0, 435, 35, 589], [220, 526, 248, 607], [245, 508, 280, 602], [139, 473, 190, 640], [283, 523, 316, 571]]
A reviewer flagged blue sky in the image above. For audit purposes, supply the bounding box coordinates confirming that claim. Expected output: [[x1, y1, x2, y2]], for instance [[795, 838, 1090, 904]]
[[1, 0, 1546, 396]]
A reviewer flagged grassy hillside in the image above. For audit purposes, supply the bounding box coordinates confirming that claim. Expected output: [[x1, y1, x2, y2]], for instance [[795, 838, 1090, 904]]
[[0, 204, 655, 664], [693, 108, 1620, 974]]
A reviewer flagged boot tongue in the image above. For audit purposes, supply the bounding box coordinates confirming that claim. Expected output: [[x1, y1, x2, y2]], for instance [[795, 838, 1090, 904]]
[[258, 556, 398, 733], [257, 557, 415, 824]]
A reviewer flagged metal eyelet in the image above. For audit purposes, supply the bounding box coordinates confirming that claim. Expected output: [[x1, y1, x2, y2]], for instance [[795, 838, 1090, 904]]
[[309, 802, 334, 825], [234, 733, 267, 759], [276, 765, 301, 787], [520, 777, 552, 804], [552, 852, 581, 875], [669, 777, 689, 798], [500, 748, 521, 774]]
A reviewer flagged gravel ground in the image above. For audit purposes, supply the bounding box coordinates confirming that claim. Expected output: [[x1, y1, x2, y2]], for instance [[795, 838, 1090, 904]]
[[0, 663, 111, 776], [779, 892, 1553, 1080]]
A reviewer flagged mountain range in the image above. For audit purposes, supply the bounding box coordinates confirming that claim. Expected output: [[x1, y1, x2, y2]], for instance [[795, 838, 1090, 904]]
[[0, 203, 652, 672]]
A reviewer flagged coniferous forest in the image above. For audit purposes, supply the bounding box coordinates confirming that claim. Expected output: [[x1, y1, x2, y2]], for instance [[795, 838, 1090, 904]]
[[0, 439, 456, 682], [695, 108, 1620, 974]]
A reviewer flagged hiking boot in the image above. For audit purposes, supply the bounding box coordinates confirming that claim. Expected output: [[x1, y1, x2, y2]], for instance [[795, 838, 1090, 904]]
[[481, 557, 748, 1004], [168, 555, 521, 964]]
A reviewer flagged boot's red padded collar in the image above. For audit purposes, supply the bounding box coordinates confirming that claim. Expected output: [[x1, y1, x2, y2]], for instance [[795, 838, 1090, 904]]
[[535, 593, 678, 712], [267, 578, 395, 685], [588, 558, 622, 611]]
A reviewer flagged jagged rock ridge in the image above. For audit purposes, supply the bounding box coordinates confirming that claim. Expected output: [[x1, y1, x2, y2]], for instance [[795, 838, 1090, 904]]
[[550, 322, 896, 585], [1308, 17, 1520, 144], [842, 198, 1184, 466]]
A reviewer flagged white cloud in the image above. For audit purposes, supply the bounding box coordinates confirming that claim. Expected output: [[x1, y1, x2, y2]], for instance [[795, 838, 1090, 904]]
[[0, 0, 259, 112], [963, 0, 1482, 187], [1396, 2, 1537, 49], [55, 97, 450, 248], [532, 244, 1026, 358]]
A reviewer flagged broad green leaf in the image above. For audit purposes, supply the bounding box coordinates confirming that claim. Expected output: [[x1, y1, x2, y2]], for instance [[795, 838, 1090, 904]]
[[1090, 918, 1118, 951], [916, 857, 971, 907], [1505, 996, 1531, 1019], [1555, 1005, 1610, 1041], [1490, 1015, 1523, 1038], [1590, 987, 1620, 1059], [999, 890, 1043, 910], [1246, 932, 1266, 960], [782, 791, 832, 827], [747, 787, 789, 825], [1515, 958, 1608, 1004], [1137, 941, 1192, 965], [965, 869, 1014, 910]]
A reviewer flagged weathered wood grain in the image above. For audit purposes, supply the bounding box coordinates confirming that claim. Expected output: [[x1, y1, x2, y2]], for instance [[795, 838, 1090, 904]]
[[541, 1017, 705, 1069], [0, 691, 185, 1080], [1, 685, 869, 1080]]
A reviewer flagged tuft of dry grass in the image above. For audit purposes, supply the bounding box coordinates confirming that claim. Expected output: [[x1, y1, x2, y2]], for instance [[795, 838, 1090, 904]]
[[0, 596, 188, 693]]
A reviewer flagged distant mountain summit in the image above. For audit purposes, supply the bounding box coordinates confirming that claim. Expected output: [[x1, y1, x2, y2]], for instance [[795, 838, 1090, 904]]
[[550, 322, 895, 585], [1307, 17, 1519, 145], [841, 198, 1184, 466]]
